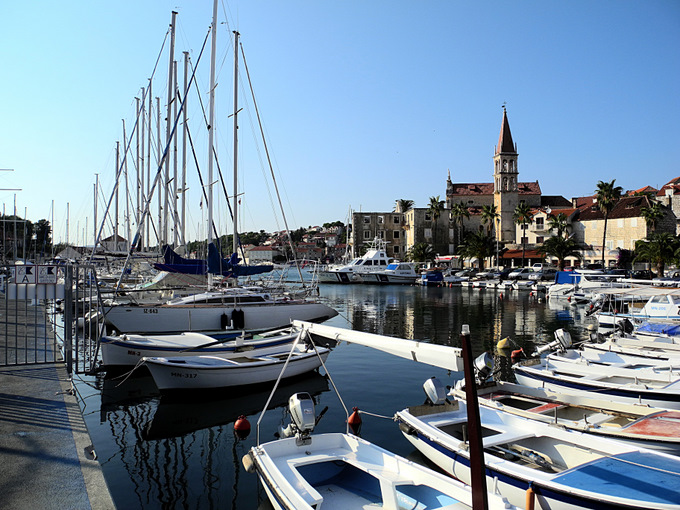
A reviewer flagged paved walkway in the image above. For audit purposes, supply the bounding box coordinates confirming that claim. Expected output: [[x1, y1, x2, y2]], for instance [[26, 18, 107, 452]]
[[0, 363, 115, 510]]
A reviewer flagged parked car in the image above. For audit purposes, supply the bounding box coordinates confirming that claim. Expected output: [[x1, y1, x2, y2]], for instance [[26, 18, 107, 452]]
[[630, 269, 656, 280], [507, 267, 533, 280], [528, 268, 558, 281]]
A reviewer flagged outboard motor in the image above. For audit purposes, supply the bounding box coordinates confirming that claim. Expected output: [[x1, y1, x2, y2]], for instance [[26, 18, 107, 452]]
[[278, 393, 316, 445], [534, 329, 572, 356], [423, 377, 448, 405], [454, 351, 495, 391]]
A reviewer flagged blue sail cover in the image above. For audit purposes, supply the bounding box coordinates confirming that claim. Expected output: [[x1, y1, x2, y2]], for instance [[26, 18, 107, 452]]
[[554, 270, 579, 285], [207, 242, 273, 277], [637, 321, 680, 337], [153, 245, 207, 274]]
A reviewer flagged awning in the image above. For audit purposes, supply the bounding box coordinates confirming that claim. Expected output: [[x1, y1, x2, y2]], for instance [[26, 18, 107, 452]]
[[501, 249, 543, 260]]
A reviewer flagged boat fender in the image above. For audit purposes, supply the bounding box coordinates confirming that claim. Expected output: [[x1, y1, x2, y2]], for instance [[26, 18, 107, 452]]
[[220, 313, 230, 330], [398, 421, 417, 436], [348, 407, 362, 435], [511, 348, 525, 364], [242, 451, 256, 473], [234, 415, 251, 439], [525, 482, 536, 510], [233, 309, 245, 329]]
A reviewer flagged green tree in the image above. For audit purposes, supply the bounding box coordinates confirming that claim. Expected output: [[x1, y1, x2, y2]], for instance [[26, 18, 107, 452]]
[[481, 204, 499, 235], [450, 201, 470, 249], [396, 199, 414, 213], [513, 201, 533, 267], [640, 201, 665, 234], [406, 242, 435, 263], [547, 212, 570, 239], [634, 233, 680, 277], [428, 196, 443, 251], [595, 179, 623, 268], [539, 235, 582, 270], [34, 219, 52, 257], [458, 230, 495, 270]]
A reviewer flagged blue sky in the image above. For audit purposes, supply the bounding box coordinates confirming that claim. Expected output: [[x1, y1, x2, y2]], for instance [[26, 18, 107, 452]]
[[1, 1, 678, 245]]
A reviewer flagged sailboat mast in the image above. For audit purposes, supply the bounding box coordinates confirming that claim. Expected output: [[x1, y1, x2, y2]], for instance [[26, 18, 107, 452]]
[[163, 11, 177, 247], [181, 51, 189, 246], [232, 30, 240, 256], [206, 0, 218, 286]]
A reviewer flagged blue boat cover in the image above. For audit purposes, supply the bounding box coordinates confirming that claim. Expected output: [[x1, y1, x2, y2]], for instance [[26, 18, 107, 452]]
[[154, 245, 207, 274], [553, 451, 680, 505], [554, 271, 579, 285], [207, 242, 273, 277], [637, 321, 680, 337]]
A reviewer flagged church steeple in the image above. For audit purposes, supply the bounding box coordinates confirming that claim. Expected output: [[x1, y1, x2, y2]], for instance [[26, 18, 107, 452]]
[[493, 106, 520, 243], [495, 106, 516, 155]]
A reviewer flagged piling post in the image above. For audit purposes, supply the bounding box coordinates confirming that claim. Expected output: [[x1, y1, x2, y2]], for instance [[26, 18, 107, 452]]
[[460, 324, 489, 510]]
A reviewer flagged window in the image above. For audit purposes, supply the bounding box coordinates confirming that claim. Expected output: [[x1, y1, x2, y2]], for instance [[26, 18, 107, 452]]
[[521, 236, 528, 245], [393, 230, 400, 239], [631, 218, 638, 227], [449, 229, 454, 238], [393, 216, 400, 224], [393, 246, 400, 254], [535, 217, 544, 229], [425, 213, 432, 221], [617, 219, 624, 228], [363, 230, 371, 239], [378, 216, 384, 224], [378, 230, 385, 239], [536, 236, 544, 243], [424, 228, 432, 238], [606, 240, 613, 250], [363, 216, 370, 224]]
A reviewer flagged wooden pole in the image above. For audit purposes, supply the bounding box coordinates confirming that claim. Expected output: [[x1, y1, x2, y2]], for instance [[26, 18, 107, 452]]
[[460, 324, 489, 510]]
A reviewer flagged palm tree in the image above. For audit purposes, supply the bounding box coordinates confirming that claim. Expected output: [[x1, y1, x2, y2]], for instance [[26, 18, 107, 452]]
[[407, 242, 436, 263], [640, 201, 665, 234], [539, 235, 582, 270], [450, 201, 470, 249], [595, 179, 623, 268], [458, 230, 495, 270], [634, 233, 680, 277], [547, 212, 570, 239], [396, 199, 414, 213], [513, 201, 532, 267], [428, 196, 443, 251], [481, 204, 499, 235]]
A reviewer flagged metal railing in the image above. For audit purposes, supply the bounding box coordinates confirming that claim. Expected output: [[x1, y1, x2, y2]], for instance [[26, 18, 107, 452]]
[[0, 264, 103, 375]]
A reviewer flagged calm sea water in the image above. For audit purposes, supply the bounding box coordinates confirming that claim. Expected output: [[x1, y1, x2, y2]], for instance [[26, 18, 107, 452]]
[[74, 284, 594, 509]]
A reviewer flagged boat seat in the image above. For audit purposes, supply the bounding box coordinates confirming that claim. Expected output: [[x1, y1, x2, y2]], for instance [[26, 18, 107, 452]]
[[482, 432, 536, 448]]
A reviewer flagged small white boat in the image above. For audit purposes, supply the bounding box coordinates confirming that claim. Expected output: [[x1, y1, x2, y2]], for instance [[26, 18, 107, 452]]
[[514, 356, 680, 409], [358, 262, 419, 285], [396, 392, 680, 510], [143, 342, 329, 391], [453, 380, 680, 453], [581, 340, 680, 364], [244, 393, 517, 510], [595, 287, 680, 334], [100, 326, 301, 367]]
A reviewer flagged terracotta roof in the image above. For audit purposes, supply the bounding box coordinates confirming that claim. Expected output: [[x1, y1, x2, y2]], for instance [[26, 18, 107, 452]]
[[496, 108, 516, 155], [541, 195, 572, 208], [576, 195, 654, 221], [248, 245, 278, 251], [627, 185, 658, 196], [572, 195, 597, 208], [448, 181, 540, 196], [657, 176, 680, 196]]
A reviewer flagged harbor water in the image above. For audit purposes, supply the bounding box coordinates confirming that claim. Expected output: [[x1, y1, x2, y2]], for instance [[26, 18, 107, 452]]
[[73, 284, 594, 509]]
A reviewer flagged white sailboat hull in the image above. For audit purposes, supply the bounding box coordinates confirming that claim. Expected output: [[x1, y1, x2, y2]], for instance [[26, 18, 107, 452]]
[[104, 301, 337, 334]]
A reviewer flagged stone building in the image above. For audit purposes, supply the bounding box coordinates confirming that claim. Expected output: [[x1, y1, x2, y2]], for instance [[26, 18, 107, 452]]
[[657, 176, 680, 234]]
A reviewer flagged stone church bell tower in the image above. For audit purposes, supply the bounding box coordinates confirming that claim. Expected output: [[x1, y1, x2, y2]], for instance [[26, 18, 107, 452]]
[[493, 106, 519, 243]]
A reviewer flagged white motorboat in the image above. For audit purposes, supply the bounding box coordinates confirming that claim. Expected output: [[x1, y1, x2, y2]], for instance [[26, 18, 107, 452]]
[[102, 286, 337, 335], [595, 287, 680, 334], [100, 326, 302, 367], [143, 342, 329, 391], [318, 237, 394, 283], [547, 270, 626, 300], [396, 390, 680, 510], [243, 393, 517, 510], [358, 262, 419, 285], [452, 380, 680, 453], [581, 339, 680, 364]]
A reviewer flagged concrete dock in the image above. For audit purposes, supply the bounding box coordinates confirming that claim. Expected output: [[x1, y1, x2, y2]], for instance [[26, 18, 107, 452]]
[[0, 296, 115, 509]]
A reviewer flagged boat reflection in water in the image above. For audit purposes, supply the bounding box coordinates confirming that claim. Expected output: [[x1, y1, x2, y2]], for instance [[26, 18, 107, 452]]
[[94, 369, 329, 509]]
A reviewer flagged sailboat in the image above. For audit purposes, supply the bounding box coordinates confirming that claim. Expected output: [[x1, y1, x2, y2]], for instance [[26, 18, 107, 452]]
[[101, 13, 336, 336]]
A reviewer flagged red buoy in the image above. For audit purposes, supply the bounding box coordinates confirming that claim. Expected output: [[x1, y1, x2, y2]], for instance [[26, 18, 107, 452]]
[[499, 293, 503, 300], [234, 415, 251, 439], [348, 406, 362, 435], [511, 348, 525, 364]]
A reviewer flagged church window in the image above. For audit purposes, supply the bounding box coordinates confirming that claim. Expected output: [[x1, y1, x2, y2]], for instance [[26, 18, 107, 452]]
[[503, 160, 508, 170]]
